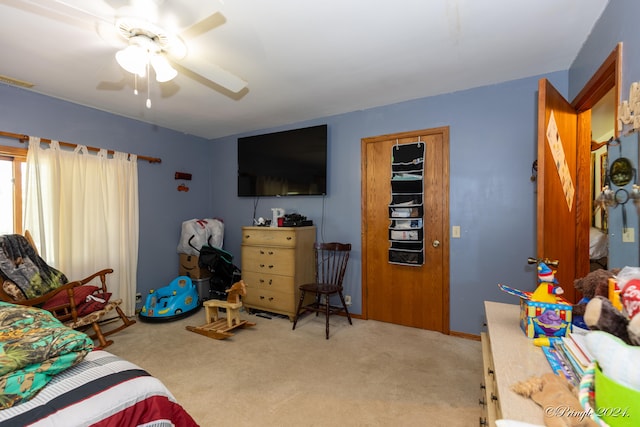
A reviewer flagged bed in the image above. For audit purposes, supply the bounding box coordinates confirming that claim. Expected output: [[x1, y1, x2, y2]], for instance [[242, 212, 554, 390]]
[[589, 226, 608, 271], [0, 302, 198, 427]]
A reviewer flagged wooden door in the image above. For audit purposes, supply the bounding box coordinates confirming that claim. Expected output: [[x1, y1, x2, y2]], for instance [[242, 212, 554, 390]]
[[537, 79, 590, 303], [361, 127, 449, 333]]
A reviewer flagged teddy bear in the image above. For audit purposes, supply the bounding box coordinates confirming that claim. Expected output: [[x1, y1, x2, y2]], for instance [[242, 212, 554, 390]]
[[583, 266, 640, 346], [571, 268, 616, 328], [511, 373, 598, 427]]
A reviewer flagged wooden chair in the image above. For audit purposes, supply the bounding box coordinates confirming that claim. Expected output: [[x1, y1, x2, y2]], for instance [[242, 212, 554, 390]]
[[292, 242, 352, 339], [0, 232, 135, 348]]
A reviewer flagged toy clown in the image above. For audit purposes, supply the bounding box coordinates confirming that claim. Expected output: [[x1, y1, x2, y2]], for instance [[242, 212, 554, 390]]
[[531, 262, 564, 303]]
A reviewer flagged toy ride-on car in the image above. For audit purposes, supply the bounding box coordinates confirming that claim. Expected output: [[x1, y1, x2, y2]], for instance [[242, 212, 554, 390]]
[[139, 275, 200, 322]]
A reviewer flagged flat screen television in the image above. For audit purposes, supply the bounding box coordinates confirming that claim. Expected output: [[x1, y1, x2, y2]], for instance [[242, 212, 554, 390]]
[[237, 124, 327, 197]]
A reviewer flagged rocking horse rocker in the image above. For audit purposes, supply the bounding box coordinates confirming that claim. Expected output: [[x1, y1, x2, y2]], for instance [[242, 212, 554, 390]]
[[186, 280, 255, 340]]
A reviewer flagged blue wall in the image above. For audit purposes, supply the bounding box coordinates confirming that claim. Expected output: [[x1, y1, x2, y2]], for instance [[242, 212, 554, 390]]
[[210, 72, 569, 335]]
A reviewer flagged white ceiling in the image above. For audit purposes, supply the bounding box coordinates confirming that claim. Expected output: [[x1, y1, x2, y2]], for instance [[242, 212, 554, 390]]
[[0, 0, 609, 140]]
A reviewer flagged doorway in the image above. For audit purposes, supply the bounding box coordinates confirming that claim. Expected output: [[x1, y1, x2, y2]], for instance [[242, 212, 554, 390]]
[[537, 44, 620, 301], [361, 127, 450, 333]]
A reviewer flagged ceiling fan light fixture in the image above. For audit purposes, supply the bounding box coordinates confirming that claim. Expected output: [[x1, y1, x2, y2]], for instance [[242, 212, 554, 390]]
[[150, 54, 177, 82], [116, 45, 147, 77]]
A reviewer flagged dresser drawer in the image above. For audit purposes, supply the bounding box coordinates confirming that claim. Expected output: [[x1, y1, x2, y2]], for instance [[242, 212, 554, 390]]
[[242, 271, 294, 294], [244, 288, 294, 313], [242, 228, 297, 247], [242, 246, 295, 276]]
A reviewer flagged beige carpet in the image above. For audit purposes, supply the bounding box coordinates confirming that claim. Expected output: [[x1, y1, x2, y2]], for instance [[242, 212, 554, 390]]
[[107, 308, 482, 427]]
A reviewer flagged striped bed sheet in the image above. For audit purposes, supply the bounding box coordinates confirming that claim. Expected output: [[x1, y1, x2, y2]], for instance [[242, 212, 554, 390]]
[[0, 350, 198, 427]]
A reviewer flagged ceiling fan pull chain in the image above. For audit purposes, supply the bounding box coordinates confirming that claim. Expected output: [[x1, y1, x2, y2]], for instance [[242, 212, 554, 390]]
[[146, 61, 151, 109]]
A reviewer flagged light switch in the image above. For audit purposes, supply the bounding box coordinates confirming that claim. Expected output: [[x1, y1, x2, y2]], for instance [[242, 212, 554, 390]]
[[452, 225, 461, 239], [623, 228, 635, 243]]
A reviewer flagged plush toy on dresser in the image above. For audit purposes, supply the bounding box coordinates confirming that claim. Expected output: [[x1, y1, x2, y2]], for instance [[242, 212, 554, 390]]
[[584, 266, 640, 346], [571, 268, 617, 329]]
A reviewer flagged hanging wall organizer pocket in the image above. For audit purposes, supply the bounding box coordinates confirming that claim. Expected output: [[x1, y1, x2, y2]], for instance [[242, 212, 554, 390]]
[[388, 141, 425, 266]]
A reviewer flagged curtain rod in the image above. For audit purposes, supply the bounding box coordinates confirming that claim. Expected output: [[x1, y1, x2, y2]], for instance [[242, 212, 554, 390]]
[[0, 130, 162, 164]]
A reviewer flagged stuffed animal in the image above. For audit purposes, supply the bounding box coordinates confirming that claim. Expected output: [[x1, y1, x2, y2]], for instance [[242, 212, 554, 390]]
[[511, 373, 598, 427], [572, 269, 615, 328], [584, 267, 640, 346]]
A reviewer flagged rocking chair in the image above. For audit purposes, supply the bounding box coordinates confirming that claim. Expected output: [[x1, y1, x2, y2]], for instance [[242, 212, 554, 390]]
[[0, 232, 135, 348]]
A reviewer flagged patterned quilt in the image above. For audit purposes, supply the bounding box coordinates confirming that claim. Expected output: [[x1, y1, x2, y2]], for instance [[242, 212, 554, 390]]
[[0, 301, 93, 409]]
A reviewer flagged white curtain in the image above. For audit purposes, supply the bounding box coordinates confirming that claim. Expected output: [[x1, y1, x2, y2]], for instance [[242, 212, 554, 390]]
[[24, 137, 139, 316]]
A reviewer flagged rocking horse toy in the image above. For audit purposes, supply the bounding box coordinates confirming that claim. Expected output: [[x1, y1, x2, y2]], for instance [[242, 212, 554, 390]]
[[186, 280, 255, 340]]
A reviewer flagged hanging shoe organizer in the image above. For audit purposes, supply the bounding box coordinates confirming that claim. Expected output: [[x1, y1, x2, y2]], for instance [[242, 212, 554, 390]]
[[388, 141, 424, 266]]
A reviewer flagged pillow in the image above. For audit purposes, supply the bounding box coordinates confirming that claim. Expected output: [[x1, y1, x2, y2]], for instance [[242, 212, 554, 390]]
[[41, 285, 99, 310], [76, 292, 112, 316], [0, 301, 93, 409]]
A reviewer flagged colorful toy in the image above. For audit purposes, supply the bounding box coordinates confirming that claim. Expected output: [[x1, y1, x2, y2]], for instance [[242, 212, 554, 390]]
[[531, 262, 564, 304], [138, 276, 200, 322], [498, 257, 572, 338]]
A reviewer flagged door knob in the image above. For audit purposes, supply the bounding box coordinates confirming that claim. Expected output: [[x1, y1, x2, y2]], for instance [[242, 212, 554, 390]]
[[432, 240, 440, 247]]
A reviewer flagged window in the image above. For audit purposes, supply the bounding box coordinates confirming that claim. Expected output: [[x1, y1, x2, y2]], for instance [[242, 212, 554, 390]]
[[0, 146, 27, 235]]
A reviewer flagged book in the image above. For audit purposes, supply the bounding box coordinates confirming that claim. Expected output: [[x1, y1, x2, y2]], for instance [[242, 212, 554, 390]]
[[568, 332, 594, 362], [541, 345, 577, 386], [562, 336, 591, 368], [553, 340, 584, 383]]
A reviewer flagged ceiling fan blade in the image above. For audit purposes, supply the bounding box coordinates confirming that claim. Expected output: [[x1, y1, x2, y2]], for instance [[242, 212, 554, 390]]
[[179, 11, 226, 40], [53, 0, 115, 24], [178, 58, 248, 93]]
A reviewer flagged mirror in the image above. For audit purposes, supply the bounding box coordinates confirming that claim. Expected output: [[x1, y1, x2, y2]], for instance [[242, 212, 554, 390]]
[[610, 157, 634, 186]]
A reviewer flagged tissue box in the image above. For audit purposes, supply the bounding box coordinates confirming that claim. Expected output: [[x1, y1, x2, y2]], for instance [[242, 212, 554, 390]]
[[519, 298, 572, 338]]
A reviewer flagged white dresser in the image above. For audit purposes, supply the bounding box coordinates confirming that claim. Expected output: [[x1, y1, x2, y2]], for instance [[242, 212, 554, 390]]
[[480, 301, 550, 426], [240, 226, 316, 320]]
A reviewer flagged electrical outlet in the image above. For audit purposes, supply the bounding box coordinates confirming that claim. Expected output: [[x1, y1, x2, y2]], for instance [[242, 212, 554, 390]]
[[135, 293, 142, 303], [344, 295, 352, 305], [623, 228, 635, 243]]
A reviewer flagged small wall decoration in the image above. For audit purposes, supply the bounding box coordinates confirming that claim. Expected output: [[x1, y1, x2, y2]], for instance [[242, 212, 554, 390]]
[[546, 110, 575, 211], [388, 141, 425, 266]]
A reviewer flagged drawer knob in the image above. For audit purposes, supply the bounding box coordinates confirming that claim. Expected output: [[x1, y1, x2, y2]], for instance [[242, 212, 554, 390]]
[[268, 251, 274, 255], [268, 265, 274, 269], [479, 418, 488, 426], [268, 279, 273, 285], [487, 368, 494, 376], [245, 235, 250, 239], [286, 236, 292, 240], [260, 250, 265, 254], [479, 383, 485, 390], [269, 297, 274, 301], [478, 398, 486, 407], [260, 264, 265, 268], [260, 296, 265, 300], [491, 393, 498, 402]]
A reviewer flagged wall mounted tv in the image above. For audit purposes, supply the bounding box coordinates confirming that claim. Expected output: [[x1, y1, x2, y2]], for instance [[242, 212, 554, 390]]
[[237, 124, 328, 197]]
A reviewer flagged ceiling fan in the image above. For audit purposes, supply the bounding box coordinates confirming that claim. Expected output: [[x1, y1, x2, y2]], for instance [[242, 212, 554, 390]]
[[48, 0, 248, 106]]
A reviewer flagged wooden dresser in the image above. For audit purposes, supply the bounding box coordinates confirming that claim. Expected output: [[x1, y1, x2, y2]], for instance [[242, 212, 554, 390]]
[[241, 226, 316, 320], [480, 301, 550, 426]]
